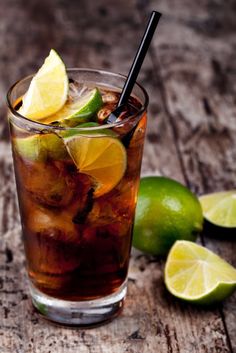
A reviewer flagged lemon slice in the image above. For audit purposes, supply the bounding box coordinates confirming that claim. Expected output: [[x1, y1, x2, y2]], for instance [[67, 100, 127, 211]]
[[19, 49, 68, 120], [65, 135, 127, 197], [199, 191, 236, 228], [165, 240, 236, 305], [42, 88, 103, 126]]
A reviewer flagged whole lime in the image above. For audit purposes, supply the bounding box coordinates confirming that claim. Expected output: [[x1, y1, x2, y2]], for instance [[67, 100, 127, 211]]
[[133, 176, 203, 256]]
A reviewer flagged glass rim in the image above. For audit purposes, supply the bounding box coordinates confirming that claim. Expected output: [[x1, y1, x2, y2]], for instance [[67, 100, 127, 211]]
[[6, 68, 149, 131]]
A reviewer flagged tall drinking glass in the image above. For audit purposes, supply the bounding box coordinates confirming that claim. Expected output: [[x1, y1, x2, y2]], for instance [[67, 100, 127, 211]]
[[7, 69, 148, 326]]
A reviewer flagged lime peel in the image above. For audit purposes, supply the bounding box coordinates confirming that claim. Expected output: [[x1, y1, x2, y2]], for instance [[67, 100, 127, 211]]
[[42, 88, 103, 126]]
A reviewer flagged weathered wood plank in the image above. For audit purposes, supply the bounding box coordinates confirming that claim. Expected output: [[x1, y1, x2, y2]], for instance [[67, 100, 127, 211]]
[[0, 0, 235, 352], [139, 0, 236, 351]]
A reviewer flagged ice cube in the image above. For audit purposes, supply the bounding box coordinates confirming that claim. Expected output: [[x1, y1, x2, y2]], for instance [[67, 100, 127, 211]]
[[16, 158, 78, 208], [97, 103, 116, 123], [86, 200, 114, 226], [109, 180, 137, 219], [68, 81, 89, 102], [26, 229, 81, 275], [85, 180, 136, 229], [102, 92, 119, 104], [26, 204, 80, 243], [23, 198, 82, 274], [128, 114, 147, 148]]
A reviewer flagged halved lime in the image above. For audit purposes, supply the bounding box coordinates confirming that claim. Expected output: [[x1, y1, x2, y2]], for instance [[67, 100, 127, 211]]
[[13, 133, 68, 161], [42, 88, 103, 127], [199, 191, 236, 228], [65, 134, 127, 197], [165, 240, 236, 305], [19, 49, 68, 120]]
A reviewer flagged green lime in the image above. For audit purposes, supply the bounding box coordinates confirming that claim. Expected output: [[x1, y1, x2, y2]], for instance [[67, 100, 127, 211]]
[[61, 122, 99, 139], [199, 191, 236, 228], [13, 133, 68, 162], [165, 240, 236, 305], [42, 88, 103, 127], [33, 301, 48, 316], [76, 122, 100, 128], [133, 176, 203, 256]]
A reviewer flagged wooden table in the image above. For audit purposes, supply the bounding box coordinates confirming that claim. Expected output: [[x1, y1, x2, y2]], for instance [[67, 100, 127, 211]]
[[0, 0, 235, 352]]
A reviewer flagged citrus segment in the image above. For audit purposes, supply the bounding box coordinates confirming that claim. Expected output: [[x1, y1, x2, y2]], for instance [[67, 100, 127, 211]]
[[19, 49, 68, 120], [165, 240, 236, 304], [42, 88, 103, 126], [65, 135, 127, 197], [199, 191, 236, 227]]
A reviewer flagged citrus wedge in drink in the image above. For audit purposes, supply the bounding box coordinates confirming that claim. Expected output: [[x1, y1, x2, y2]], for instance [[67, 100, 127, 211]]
[[65, 134, 127, 197], [19, 49, 68, 120], [42, 88, 103, 126], [199, 191, 236, 228], [13, 133, 68, 162], [165, 240, 236, 305]]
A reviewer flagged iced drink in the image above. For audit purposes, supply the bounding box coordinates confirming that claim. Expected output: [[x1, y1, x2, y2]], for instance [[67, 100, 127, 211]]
[[7, 51, 148, 325]]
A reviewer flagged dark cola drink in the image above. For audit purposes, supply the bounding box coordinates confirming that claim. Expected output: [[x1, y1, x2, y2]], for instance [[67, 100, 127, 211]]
[[8, 66, 148, 325], [11, 87, 146, 301]]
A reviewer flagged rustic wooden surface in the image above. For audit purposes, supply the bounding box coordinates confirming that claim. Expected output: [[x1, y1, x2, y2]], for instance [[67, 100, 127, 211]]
[[0, 0, 236, 352]]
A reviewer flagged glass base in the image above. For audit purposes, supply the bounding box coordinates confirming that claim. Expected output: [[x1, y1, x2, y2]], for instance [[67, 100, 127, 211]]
[[29, 281, 127, 326]]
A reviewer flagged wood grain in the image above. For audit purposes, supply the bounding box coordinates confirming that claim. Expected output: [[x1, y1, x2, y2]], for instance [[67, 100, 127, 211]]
[[0, 0, 235, 352], [138, 1, 236, 351]]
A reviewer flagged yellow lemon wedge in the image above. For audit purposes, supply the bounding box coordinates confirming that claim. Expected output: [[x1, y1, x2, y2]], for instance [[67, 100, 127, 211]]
[[19, 49, 68, 120]]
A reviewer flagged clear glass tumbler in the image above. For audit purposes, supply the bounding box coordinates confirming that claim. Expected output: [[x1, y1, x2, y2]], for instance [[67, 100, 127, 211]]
[[7, 69, 148, 326]]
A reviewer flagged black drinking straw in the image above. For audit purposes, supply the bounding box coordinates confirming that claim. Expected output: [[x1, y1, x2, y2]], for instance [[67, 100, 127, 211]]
[[107, 11, 162, 123]]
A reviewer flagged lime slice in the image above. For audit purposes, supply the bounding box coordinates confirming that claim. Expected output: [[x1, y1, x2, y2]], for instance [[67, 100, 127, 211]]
[[199, 191, 236, 228], [13, 133, 68, 161], [165, 240, 236, 305], [42, 88, 103, 127], [66, 122, 100, 135], [62, 122, 117, 140], [65, 135, 127, 197], [19, 49, 68, 120]]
